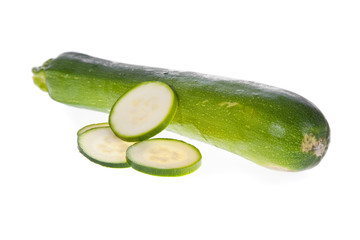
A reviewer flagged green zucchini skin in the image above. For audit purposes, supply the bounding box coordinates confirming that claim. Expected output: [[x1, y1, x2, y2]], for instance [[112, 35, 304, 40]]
[[77, 122, 109, 136], [33, 52, 330, 171]]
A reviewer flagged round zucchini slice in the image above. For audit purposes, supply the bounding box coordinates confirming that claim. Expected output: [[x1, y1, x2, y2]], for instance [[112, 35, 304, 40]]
[[77, 126, 134, 168], [126, 138, 202, 176], [109, 81, 178, 142]]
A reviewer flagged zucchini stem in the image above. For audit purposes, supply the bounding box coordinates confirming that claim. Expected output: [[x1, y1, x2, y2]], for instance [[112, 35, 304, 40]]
[[32, 58, 52, 92]]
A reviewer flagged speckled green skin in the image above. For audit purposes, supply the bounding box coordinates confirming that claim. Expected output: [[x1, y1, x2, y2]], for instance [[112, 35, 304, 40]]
[[33, 52, 330, 171]]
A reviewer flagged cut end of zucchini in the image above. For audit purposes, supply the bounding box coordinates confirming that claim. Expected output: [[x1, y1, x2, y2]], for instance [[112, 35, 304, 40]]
[[77, 126, 134, 168], [126, 138, 202, 177], [32, 67, 48, 92], [32, 58, 53, 92], [109, 81, 178, 142]]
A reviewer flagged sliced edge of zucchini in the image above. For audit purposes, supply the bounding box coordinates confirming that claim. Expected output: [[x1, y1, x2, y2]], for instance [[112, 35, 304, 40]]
[[109, 81, 178, 142], [77, 122, 109, 136], [126, 138, 202, 177], [77, 126, 134, 168]]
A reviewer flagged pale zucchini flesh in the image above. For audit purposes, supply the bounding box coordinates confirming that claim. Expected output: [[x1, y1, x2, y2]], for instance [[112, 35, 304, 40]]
[[109, 81, 178, 142], [126, 139, 202, 176], [77, 126, 134, 168]]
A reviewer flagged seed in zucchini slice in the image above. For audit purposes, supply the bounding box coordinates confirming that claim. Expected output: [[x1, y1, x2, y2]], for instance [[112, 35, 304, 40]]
[[77, 126, 134, 168], [77, 122, 109, 136], [109, 81, 178, 142], [126, 138, 202, 177]]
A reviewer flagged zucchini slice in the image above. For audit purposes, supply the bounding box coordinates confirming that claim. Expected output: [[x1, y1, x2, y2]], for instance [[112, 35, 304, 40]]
[[109, 81, 178, 142], [77, 126, 134, 168], [77, 122, 109, 136], [126, 138, 202, 176]]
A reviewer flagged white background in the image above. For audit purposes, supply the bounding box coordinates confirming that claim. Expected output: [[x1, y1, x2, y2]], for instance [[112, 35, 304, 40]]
[[1, 0, 359, 239]]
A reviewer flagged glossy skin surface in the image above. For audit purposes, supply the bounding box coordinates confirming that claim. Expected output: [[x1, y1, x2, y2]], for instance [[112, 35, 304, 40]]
[[33, 52, 330, 171]]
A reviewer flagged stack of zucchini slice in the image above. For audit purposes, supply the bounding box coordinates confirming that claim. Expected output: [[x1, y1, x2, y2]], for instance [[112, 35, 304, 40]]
[[77, 81, 202, 176]]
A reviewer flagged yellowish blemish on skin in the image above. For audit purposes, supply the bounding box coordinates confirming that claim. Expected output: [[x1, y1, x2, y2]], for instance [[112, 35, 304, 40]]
[[196, 100, 209, 106], [219, 101, 239, 108], [301, 133, 327, 157]]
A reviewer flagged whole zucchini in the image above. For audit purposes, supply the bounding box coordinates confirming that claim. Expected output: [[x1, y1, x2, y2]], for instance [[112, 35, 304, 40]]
[[33, 52, 330, 171]]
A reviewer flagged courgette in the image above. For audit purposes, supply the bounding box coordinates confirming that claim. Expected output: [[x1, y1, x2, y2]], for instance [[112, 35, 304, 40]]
[[33, 52, 330, 171], [109, 81, 178, 141], [77, 125, 134, 168], [126, 138, 202, 177]]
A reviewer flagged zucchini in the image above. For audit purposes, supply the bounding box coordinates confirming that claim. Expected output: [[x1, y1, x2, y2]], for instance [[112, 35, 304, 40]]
[[77, 126, 134, 168], [109, 81, 177, 141], [33, 52, 330, 171], [126, 138, 202, 176]]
